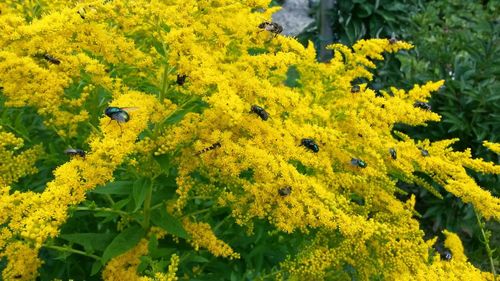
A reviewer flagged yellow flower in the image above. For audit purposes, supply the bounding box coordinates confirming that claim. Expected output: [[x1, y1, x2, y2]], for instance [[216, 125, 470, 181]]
[[183, 219, 240, 259]]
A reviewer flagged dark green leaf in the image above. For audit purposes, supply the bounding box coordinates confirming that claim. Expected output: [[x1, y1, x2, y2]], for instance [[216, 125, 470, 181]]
[[92, 181, 133, 195], [102, 225, 146, 263], [151, 208, 189, 239]]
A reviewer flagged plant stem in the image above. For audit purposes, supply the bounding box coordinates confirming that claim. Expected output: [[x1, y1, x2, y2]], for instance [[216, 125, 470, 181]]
[[142, 179, 154, 230], [75, 206, 126, 216], [475, 209, 497, 280], [43, 245, 101, 260], [182, 208, 212, 218]]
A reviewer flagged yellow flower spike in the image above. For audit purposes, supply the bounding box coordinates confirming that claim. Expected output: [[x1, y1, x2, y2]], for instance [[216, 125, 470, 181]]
[[0, 241, 42, 281], [183, 219, 240, 259], [102, 238, 149, 281], [0, 129, 43, 186], [483, 140, 500, 154]]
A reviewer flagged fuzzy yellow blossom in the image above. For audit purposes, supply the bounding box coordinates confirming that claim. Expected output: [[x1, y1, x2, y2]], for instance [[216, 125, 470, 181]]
[[183, 219, 240, 259], [483, 140, 500, 154], [102, 238, 150, 281], [0, 241, 42, 281], [145, 254, 180, 281], [0, 129, 43, 186]]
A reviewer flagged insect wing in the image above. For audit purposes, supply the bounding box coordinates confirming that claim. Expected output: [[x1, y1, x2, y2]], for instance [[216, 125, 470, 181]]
[[119, 107, 139, 112]]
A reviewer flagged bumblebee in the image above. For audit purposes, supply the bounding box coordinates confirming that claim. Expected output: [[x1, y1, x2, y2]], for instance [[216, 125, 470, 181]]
[[300, 138, 319, 153], [258, 21, 283, 37], [389, 148, 397, 160], [351, 85, 360, 93], [176, 74, 187, 86], [195, 142, 221, 156], [250, 105, 269, 121], [64, 148, 86, 158], [43, 54, 61, 65], [414, 101, 431, 111], [351, 158, 367, 168], [278, 186, 292, 197]]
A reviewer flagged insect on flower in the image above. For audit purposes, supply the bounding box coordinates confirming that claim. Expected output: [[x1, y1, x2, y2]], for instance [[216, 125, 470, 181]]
[[300, 138, 319, 153], [389, 32, 398, 44], [414, 101, 432, 111], [419, 147, 430, 157], [195, 142, 221, 156], [351, 158, 367, 168], [250, 105, 269, 121], [351, 85, 360, 93], [440, 249, 452, 261], [176, 74, 187, 86], [64, 148, 86, 158], [258, 21, 283, 37], [278, 186, 292, 197], [43, 54, 61, 65], [105, 107, 137, 132], [389, 148, 397, 159]]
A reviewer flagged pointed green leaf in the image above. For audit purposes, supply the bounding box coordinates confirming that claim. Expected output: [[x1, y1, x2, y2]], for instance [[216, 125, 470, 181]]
[[102, 225, 146, 263]]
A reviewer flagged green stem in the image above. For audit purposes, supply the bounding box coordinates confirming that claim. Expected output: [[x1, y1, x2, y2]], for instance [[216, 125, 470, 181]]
[[43, 245, 101, 260], [142, 179, 154, 230], [74, 206, 126, 216], [0, 122, 32, 143], [182, 208, 212, 218], [151, 202, 165, 211], [475, 210, 497, 280], [104, 194, 115, 205], [258, 270, 282, 280]]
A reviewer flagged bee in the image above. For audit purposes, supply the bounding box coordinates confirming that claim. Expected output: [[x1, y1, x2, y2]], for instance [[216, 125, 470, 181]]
[[250, 105, 269, 121], [278, 186, 292, 197], [43, 54, 61, 65], [195, 142, 221, 156], [419, 147, 430, 157], [258, 21, 283, 37], [176, 74, 187, 86], [351, 85, 360, 93], [64, 148, 86, 158], [351, 158, 367, 168], [300, 138, 319, 153], [389, 32, 398, 44], [414, 101, 432, 111], [389, 148, 397, 159]]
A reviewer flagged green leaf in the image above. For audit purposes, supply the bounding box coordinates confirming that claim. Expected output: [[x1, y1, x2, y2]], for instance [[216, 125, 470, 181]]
[[92, 181, 133, 195], [133, 178, 151, 211], [60, 233, 115, 253], [102, 225, 146, 263], [91, 261, 102, 276], [284, 65, 301, 88], [151, 207, 189, 239]]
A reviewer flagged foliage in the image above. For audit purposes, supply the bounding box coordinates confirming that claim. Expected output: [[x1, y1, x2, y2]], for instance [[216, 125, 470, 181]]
[[0, 0, 499, 280]]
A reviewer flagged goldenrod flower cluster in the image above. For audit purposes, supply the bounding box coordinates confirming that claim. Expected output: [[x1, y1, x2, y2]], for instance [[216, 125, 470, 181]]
[[0, 0, 498, 280], [0, 127, 42, 186], [183, 219, 240, 259]]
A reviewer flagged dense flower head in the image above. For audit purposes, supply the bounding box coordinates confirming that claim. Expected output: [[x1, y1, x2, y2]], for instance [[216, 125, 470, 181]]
[[0, 0, 498, 280]]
